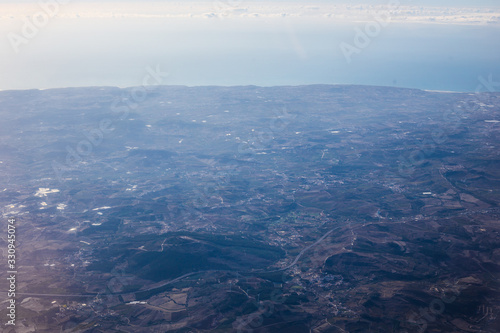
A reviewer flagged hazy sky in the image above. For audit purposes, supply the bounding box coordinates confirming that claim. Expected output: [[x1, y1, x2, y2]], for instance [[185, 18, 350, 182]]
[[1, 1, 499, 91], [0, 0, 499, 5]]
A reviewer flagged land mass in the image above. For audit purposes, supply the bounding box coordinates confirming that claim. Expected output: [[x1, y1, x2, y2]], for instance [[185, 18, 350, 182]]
[[0, 85, 499, 332]]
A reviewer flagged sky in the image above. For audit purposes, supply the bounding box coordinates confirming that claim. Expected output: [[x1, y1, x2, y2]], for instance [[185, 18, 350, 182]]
[[0, 0, 499, 5], [0, 1, 499, 91]]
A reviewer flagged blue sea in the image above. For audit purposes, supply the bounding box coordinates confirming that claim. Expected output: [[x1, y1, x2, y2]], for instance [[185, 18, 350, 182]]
[[1, 16, 499, 92]]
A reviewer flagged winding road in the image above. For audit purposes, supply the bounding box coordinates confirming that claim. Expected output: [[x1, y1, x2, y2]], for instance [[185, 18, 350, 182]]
[[14, 226, 341, 298]]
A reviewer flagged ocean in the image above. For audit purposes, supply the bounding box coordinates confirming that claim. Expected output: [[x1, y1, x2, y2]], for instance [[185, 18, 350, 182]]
[[1, 16, 499, 92]]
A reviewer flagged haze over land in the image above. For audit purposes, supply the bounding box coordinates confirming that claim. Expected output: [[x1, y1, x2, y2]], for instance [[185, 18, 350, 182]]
[[1, 85, 499, 332]]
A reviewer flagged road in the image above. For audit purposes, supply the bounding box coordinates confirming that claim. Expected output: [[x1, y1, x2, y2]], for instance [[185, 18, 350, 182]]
[[14, 226, 342, 298]]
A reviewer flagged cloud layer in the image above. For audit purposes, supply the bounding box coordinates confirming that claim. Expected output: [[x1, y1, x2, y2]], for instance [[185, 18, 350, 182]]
[[1, 1, 500, 25]]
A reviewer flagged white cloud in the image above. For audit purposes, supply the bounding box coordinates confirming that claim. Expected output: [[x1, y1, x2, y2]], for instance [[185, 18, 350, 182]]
[[1, 2, 498, 25]]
